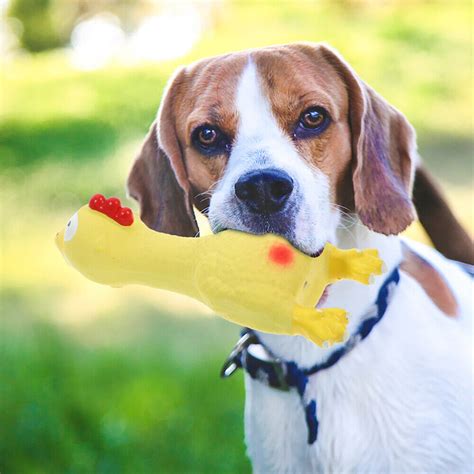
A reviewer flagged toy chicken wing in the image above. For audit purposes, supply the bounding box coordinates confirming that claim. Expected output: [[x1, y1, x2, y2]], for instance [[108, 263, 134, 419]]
[[55, 194, 384, 346]]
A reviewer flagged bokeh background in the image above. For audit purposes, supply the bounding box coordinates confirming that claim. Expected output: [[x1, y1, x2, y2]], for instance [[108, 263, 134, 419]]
[[1, 0, 472, 472]]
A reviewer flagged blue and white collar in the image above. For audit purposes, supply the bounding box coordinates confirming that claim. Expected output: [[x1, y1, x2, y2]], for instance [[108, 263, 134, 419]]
[[221, 266, 401, 445]]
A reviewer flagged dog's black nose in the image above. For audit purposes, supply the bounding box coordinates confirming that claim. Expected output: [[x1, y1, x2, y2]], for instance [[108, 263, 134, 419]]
[[234, 169, 294, 214]]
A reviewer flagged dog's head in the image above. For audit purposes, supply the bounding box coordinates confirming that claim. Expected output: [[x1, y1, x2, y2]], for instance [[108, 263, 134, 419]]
[[128, 43, 417, 255]]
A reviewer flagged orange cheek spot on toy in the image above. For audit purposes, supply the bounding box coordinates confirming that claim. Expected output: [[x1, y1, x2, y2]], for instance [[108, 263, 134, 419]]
[[268, 243, 295, 267]]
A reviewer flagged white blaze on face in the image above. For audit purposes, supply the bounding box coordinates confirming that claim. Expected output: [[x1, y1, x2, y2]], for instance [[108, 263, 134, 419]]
[[208, 58, 338, 254], [64, 212, 79, 242]]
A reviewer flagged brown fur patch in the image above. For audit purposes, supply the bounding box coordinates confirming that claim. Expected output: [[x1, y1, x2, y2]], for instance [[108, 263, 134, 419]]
[[401, 243, 459, 317], [253, 45, 353, 206], [127, 123, 199, 236], [171, 54, 248, 199], [317, 45, 417, 235], [248, 43, 417, 234], [128, 54, 248, 234]]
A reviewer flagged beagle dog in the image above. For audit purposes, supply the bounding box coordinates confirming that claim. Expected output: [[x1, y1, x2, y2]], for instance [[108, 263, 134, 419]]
[[127, 43, 473, 473]]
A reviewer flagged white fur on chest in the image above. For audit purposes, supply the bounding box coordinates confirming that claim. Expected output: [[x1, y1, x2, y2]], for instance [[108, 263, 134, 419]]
[[244, 242, 473, 473]]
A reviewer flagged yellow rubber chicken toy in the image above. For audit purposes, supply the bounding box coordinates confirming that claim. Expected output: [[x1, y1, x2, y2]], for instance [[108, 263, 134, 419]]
[[56, 194, 384, 346]]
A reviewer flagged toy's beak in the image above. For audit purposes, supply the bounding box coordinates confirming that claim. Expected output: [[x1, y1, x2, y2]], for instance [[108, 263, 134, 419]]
[[55, 230, 65, 255]]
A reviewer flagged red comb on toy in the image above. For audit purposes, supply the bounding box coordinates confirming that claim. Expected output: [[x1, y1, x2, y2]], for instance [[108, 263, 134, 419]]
[[89, 194, 134, 226]]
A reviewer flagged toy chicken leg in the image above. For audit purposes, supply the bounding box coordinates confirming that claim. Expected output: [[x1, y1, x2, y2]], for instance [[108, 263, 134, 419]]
[[55, 194, 384, 346]]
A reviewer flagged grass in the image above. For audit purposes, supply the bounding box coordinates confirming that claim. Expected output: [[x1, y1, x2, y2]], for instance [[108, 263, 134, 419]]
[[0, 1, 472, 472], [1, 301, 248, 473]]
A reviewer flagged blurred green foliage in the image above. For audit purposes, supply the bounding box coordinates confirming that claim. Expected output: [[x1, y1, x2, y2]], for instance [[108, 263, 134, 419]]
[[9, 0, 64, 51], [1, 58, 169, 170], [0, 1, 472, 472], [7, 0, 164, 53], [1, 294, 249, 473]]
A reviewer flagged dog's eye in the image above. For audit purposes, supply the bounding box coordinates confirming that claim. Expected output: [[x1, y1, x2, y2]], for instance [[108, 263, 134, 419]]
[[301, 108, 325, 128], [198, 127, 218, 145], [294, 107, 330, 139], [192, 125, 230, 156]]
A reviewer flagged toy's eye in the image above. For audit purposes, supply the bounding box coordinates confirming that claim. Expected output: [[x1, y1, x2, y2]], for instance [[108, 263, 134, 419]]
[[64, 212, 78, 242]]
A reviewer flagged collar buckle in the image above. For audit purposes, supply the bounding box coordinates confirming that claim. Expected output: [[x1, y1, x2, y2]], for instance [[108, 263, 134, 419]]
[[221, 331, 290, 391], [220, 331, 257, 378]]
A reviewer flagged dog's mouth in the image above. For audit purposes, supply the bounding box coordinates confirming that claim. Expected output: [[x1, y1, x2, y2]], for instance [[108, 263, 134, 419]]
[[316, 285, 331, 307], [311, 247, 324, 258], [215, 222, 324, 257], [214, 219, 331, 304]]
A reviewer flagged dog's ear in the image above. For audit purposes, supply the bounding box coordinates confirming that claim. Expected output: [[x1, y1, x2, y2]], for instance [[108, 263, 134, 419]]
[[320, 45, 417, 235], [413, 166, 474, 265], [127, 70, 199, 237]]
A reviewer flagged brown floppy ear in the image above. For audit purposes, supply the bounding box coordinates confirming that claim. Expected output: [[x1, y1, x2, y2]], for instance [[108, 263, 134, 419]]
[[127, 70, 199, 237], [413, 166, 474, 264], [321, 46, 417, 235]]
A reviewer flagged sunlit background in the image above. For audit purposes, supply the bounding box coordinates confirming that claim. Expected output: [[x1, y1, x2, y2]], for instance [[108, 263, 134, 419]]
[[1, 0, 472, 472]]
